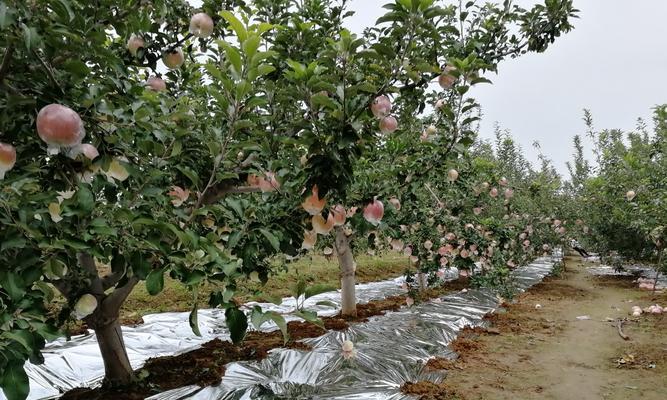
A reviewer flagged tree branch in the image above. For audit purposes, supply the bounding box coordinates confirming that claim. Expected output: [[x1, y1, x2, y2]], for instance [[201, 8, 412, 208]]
[[51, 280, 72, 298], [78, 252, 105, 296], [425, 183, 445, 208], [165, 33, 193, 53], [104, 276, 139, 312], [32, 50, 64, 94], [101, 272, 124, 291], [0, 45, 14, 83], [200, 183, 262, 206]]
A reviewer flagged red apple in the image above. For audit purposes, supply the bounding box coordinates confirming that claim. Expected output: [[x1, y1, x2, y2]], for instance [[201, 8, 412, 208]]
[[363, 199, 384, 226], [36, 104, 85, 154], [146, 76, 167, 91], [0, 142, 16, 179], [189, 13, 214, 38], [127, 34, 145, 56], [370, 95, 392, 118], [379, 116, 398, 134], [163, 48, 184, 69]]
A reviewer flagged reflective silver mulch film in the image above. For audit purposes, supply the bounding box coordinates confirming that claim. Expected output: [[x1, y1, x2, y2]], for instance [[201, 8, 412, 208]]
[[586, 258, 667, 290], [8, 252, 561, 400]]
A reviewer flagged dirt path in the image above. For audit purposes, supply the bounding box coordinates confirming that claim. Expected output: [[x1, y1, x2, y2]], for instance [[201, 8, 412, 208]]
[[441, 256, 667, 400]]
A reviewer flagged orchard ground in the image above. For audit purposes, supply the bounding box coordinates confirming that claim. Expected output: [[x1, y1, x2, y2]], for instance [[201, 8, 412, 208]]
[[51, 253, 409, 329], [409, 255, 667, 400]]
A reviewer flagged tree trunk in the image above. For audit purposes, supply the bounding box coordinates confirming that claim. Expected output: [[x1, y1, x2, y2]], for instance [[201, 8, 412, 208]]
[[654, 249, 663, 293], [94, 319, 134, 386], [561, 240, 567, 272], [53, 253, 138, 387], [334, 226, 357, 318], [415, 260, 426, 291]]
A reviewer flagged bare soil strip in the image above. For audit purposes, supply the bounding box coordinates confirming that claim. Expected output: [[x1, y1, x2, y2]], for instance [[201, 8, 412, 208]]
[[404, 256, 667, 400]]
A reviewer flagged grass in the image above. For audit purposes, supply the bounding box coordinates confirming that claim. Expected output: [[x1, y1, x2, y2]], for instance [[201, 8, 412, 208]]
[[120, 253, 410, 323]]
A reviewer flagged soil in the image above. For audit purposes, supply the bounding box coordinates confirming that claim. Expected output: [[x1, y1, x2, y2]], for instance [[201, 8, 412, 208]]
[[401, 381, 462, 400], [422, 257, 667, 400], [61, 277, 469, 399]]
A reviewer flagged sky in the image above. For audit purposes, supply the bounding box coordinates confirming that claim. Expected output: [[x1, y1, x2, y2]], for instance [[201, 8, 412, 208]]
[[345, 0, 667, 176]]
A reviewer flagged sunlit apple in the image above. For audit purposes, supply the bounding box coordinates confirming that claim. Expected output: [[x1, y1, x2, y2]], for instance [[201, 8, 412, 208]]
[[363, 199, 384, 226], [302, 185, 326, 215], [370, 95, 392, 118], [36, 104, 85, 155], [127, 34, 145, 56], [189, 12, 214, 38], [0, 142, 16, 179]]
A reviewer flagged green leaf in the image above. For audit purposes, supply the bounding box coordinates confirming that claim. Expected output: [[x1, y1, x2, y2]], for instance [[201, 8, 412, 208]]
[[226, 198, 244, 218], [268, 312, 289, 344], [419, 0, 436, 11], [257, 22, 274, 34], [2, 331, 34, 352], [1, 237, 26, 251], [145, 269, 165, 296], [398, 0, 413, 10], [59, 239, 88, 250], [250, 307, 289, 344], [51, 0, 75, 22], [4, 273, 25, 302], [130, 252, 150, 280], [294, 310, 324, 328], [185, 270, 206, 286], [225, 306, 248, 344], [259, 229, 280, 252], [256, 64, 275, 76], [189, 302, 201, 337], [286, 59, 306, 78], [219, 40, 243, 77], [293, 278, 306, 299], [376, 12, 401, 24], [0, 362, 29, 400], [310, 93, 339, 110], [304, 284, 336, 299], [315, 300, 338, 308], [176, 166, 201, 187], [250, 306, 268, 330], [63, 60, 90, 78], [0, 3, 14, 29], [220, 10, 248, 42], [21, 23, 41, 50], [227, 231, 241, 249], [43, 258, 68, 280], [371, 43, 396, 59], [77, 184, 94, 212], [241, 35, 260, 61]]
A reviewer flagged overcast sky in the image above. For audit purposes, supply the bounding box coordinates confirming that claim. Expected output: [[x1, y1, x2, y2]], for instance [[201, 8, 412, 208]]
[[345, 0, 667, 176]]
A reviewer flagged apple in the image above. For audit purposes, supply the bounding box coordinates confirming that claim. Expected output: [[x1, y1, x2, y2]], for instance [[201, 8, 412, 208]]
[[189, 13, 214, 38], [146, 76, 167, 91], [379, 116, 398, 134], [163, 48, 184, 69], [36, 104, 85, 154], [127, 34, 145, 56], [0, 142, 16, 179]]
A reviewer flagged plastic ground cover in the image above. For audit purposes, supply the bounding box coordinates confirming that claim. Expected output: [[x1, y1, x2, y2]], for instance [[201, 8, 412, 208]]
[[586, 258, 667, 290], [6, 252, 562, 400]]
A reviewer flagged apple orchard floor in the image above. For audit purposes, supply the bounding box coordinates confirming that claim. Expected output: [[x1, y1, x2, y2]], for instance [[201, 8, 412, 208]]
[[10, 254, 565, 400], [418, 257, 667, 400]]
